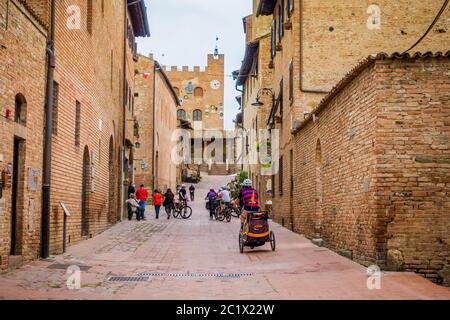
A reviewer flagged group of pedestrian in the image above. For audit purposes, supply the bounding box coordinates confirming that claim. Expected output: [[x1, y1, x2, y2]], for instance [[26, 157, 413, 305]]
[[126, 182, 192, 220], [126, 183, 149, 221], [152, 188, 180, 219]]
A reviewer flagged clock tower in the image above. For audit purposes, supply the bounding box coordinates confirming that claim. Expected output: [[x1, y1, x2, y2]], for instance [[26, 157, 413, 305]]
[[164, 53, 225, 131]]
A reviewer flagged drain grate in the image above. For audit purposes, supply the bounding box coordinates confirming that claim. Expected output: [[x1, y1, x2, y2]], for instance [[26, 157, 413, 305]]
[[108, 276, 149, 282], [137, 272, 254, 279]]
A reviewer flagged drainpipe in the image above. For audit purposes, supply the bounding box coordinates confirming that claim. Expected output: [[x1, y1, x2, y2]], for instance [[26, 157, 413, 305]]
[[152, 61, 157, 191], [120, 0, 128, 222], [41, 0, 56, 259]]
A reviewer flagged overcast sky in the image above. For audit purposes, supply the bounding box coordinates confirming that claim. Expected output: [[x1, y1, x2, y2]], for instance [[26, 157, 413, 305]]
[[137, 0, 253, 130]]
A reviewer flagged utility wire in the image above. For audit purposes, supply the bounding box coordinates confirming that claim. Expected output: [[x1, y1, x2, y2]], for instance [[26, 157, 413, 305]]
[[402, 0, 449, 53]]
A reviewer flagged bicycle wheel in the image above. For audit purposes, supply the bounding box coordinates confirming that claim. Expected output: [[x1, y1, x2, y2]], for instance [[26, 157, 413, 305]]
[[226, 212, 232, 223], [270, 231, 276, 251], [216, 207, 225, 221], [231, 207, 240, 218], [239, 233, 244, 253], [181, 206, 192, 219], [173, 208, 180, 218]]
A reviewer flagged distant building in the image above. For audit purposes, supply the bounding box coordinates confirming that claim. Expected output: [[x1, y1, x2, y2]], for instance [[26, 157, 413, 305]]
[[134, 55, 179, 193], [165, 53, 236, 176]]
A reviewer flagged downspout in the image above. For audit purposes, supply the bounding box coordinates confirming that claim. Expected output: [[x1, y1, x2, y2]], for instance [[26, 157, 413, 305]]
[[152, 61, 157, 191], [41, 0, 56, 258], [299, 0, 329, 94], [120, 0, 127, 222]]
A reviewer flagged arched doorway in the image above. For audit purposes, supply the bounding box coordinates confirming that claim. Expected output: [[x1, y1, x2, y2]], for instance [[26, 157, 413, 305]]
[[315, 139, 323, 238], [108, 136, 116, 224], [81, 146, 90, 236]]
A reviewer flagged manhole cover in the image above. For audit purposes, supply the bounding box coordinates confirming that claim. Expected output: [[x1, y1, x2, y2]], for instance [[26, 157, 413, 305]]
[[108, 276, 150, 282]]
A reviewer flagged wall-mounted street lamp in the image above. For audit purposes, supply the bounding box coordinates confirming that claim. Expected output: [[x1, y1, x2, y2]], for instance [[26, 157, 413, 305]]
[[252, 87, 275, 107]]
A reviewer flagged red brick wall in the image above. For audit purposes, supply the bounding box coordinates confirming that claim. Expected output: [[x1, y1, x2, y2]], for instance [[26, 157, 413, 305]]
[[0, 0, 47, 270], [373, 58, 450, 285], [48, 0, 128, 253], [293, 56, 450, 284]]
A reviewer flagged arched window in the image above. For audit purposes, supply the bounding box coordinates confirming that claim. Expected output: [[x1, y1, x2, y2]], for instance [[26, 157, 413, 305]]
[[193, 109, 202, 121], [177, 109, 186, 120], [14, 94, 27, 125], [173, 87, 180, 97], [194, 87, 204, 97]]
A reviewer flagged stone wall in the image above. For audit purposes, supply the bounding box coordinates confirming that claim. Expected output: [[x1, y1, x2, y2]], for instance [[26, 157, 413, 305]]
[[292, 53, 450, 285]]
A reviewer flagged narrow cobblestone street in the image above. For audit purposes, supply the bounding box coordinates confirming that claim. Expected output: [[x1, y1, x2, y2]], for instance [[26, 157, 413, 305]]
[[0, 175, 448, 300]]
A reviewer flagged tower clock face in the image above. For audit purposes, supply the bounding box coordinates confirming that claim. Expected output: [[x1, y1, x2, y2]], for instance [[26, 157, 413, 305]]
[[210, 80, 220, 90]]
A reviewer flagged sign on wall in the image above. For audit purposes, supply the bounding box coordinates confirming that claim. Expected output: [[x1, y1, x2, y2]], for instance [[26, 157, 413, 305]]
[[28, 168, 40, 191]]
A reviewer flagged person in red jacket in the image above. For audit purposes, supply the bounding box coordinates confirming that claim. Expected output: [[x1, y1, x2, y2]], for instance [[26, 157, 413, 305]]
[[135, 184, 149, 221], [153, 189, 163, 219]]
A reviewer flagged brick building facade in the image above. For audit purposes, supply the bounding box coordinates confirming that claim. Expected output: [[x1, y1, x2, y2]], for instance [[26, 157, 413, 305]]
[[242, 0, 450, 284], [134, 54, 179, 193], [292, 52, 450, 285], [0, 0, 150, 270], [255, 0, 450, 231], [0, 0, 48, 270], [236, 0, 274, 210]]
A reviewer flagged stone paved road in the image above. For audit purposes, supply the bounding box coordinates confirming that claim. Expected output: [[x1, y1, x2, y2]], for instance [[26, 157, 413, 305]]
[[1, 174, 450, 300]]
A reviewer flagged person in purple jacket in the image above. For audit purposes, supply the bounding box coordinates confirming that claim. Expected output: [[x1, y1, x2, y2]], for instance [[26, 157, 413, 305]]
[[205, 189, 217, 219]]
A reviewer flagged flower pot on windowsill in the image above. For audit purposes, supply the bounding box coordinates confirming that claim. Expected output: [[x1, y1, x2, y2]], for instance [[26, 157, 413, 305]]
[[268, 60, 274, 69], [276, 43, 282, 51]]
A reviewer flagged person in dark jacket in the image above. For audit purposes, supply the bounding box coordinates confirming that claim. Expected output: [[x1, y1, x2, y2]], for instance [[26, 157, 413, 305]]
[[163, 189, 175, 219], [127, 182, 136, 199], [189, 185, 196, 201]]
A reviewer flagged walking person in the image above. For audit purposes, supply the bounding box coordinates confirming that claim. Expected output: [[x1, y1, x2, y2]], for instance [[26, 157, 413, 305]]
[[135, 184, 149, 221], [205, 188, 217, 219], [163, 188, 175, 219], [125, 193, 141, 221], [189, 184, 196, 201], [153, 189, 163, 219]]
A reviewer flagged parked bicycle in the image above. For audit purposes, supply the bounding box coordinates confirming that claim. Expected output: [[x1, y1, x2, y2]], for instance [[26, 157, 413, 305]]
[[173, 201, 192, 219]]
